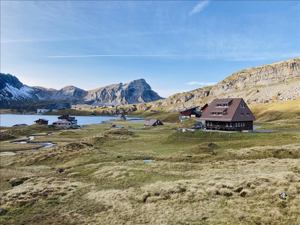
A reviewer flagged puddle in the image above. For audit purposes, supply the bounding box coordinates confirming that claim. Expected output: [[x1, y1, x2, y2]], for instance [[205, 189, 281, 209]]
[[42, 143, 55, 148], [10, 135, 56, 150], [143, 159, 154, 164], [0, 152, 16, 156]]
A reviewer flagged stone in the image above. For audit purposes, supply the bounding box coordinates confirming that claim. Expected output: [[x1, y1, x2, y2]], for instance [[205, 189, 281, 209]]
[[0, 208, 8, 216], [9, 177, 29, 187], [56, 168, 65, 173], [240, 190, 248, 197]]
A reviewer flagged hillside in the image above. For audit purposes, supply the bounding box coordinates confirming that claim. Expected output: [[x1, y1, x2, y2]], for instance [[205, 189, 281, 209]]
[[145, 57, 300, 111]]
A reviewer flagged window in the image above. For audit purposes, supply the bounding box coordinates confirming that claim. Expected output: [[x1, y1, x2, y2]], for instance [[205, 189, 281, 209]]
[[216, 103, 229, 108]]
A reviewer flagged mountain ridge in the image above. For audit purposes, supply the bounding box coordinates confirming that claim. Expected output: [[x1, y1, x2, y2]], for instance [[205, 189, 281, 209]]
[[0, 74, 163, 108], [1, 57, 299, 110], [144, 57, 300, 111]]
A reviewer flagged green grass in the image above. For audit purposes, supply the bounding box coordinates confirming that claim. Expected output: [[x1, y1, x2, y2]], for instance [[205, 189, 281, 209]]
[[1, 119, 300, 225], [131, 110, 180, 123]]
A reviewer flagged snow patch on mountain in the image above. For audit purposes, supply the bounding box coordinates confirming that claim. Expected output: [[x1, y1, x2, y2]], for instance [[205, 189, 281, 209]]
[[3, 84, 35, 100]]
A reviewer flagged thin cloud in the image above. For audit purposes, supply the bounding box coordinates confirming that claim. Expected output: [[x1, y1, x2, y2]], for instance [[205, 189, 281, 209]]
[[47, 54, 185, 58], [186, 81, 216, 86], [46, 52, 300, 61], [189, 0, 210, 15]]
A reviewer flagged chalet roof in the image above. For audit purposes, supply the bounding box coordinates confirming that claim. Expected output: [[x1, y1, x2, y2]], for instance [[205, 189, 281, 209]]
[[58, 115, 76, 121], [200, 98, 255, 122], [215, 99, 233, 104], [180, 106, 199, 113]]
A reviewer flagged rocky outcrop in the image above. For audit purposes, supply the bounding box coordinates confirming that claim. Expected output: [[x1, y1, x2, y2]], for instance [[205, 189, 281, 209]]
[[85, 79, 162, 105], [148, 57, 300, 111], [209, 58, 300, 103]]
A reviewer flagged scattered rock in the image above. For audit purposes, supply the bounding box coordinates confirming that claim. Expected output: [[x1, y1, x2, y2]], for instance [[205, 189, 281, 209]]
[[0, 208, 8, 216], [240, 190, 248, 197], [9, 177, 29, 187], [218, 188, 233, 197], [57, 168, 65, 174], [234, 187, 243, 193], [279, 192, 287, 200]]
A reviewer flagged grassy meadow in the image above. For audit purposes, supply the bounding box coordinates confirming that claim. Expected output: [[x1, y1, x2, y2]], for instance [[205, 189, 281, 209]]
[[0, 107, 300, 225]]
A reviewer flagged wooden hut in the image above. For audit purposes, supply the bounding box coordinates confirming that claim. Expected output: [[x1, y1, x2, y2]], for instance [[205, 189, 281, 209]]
[[144, 119, 164, 127], [34, 118, 49, 125]]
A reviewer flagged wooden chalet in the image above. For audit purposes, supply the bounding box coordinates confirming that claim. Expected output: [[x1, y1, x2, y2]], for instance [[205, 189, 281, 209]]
[[34, 118, 49, 125], [58, 115, 77, 125], [180, 107, 201, 118], [200, 98, 255, 131]]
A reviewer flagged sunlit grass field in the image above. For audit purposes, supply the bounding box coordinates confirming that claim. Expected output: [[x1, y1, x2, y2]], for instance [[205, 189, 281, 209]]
[[0, 114, 300, 225]]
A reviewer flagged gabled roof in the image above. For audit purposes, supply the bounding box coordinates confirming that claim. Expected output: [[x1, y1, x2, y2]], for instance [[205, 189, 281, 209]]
[[144, 119, 163, 126], [200, 98, 255, 122], [180, 106, 199, 113]]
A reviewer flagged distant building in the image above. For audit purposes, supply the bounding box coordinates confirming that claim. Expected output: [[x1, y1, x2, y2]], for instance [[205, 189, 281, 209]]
[[180, 107, 201, 119], [144, 119, 164, 127], [37, 109, 50, 114], [58, 115, 77, 125], [34, 118, 49, 125], [200, 98, 255, 131], [52, 120, 72, 129], [119, 113, 127, 121]]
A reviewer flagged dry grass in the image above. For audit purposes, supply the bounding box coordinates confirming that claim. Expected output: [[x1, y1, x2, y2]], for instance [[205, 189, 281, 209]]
[[251, 98, 300, 122], [1, 119, 300, 225]]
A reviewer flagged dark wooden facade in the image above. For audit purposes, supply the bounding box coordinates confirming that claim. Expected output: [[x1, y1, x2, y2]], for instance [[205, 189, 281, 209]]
[[205, 121, 253, 131], [180, 107, 201, 118]]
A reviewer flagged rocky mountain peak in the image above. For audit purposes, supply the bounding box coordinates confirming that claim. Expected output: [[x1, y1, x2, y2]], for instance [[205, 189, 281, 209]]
[[0, 73, 162, 108], [0, 73, 24, 89]]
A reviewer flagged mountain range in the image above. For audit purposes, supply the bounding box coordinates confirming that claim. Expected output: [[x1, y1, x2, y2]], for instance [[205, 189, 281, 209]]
[[1, 57, 300, 111], [0, 75, 162, 108]]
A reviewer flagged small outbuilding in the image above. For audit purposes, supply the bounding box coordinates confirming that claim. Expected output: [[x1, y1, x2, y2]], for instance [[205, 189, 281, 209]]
[[34, 118, 49, 125], [52, 120, 72, 129], [37, 109, 50, 114], [144, 119, 164, 127], [58, 115, 77, 125], [180, 107, 201, 118]]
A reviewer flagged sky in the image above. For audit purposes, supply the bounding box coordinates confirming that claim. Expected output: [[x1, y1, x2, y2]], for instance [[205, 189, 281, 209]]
[[1, 0, 299, 97]]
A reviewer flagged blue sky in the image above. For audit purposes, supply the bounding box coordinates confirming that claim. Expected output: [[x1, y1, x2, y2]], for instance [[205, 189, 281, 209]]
[[1, 0, 299, 97]]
